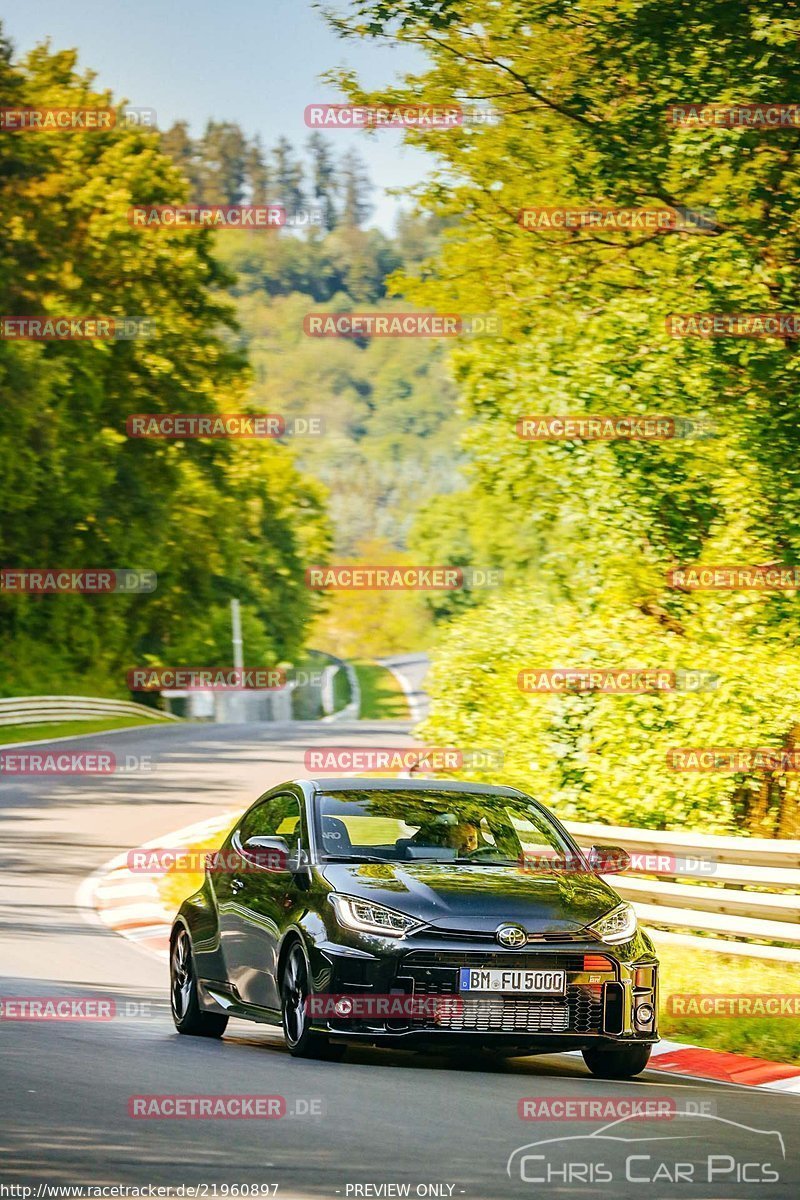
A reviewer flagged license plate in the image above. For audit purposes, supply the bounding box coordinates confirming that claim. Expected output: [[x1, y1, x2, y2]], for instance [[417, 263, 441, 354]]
[[459, 967, 566, 994]]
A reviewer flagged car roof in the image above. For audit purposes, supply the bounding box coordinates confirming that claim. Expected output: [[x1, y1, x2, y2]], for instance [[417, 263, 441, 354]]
[[297, 776, 528, 798]]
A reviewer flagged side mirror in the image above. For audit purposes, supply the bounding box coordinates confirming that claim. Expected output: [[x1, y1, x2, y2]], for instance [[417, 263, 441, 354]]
[[588, 844, 630, 875], [290, 844, 312, 885], [241, 835, 290, 872]]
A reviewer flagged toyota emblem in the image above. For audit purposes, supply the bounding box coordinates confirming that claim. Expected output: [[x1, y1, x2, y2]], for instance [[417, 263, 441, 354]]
[[496, 923, 527, 948]]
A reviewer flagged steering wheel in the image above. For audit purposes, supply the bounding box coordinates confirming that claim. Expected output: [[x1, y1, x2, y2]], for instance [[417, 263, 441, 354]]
[[462, 844, 504, 861]]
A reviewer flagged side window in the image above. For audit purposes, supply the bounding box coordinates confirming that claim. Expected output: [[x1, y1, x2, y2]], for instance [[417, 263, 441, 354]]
[[240, 793, 303, 844]]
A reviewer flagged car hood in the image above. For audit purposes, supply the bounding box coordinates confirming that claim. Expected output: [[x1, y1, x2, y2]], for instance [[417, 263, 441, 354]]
[[319, 860, 622, 935]]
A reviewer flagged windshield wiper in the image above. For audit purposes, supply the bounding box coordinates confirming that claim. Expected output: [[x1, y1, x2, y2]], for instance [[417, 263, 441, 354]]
[[321, 854, 389, 864], [452, 857, 519, 866]]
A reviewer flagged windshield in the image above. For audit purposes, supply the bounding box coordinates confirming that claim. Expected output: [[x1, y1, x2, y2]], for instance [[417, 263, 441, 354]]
[[313, 789, 581, 866]]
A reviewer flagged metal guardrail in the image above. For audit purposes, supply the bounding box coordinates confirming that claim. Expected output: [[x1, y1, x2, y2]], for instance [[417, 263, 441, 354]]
[[0, 695, 180, 727], [567, 820, 800, 962]]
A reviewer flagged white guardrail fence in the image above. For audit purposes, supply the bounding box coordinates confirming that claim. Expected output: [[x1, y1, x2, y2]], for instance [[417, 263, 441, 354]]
[[0, 695, 180, 727], [567, 821, 800, 963]]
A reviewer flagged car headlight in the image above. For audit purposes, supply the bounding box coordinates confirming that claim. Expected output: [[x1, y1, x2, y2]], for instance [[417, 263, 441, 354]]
[[587, 902, 637, 945], [329, 894, 420, 938]]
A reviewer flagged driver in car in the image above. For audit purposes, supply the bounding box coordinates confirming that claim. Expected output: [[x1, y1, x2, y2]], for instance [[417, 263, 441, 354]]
[[447, 821, 480, 855], [411, 820, 481, 854]]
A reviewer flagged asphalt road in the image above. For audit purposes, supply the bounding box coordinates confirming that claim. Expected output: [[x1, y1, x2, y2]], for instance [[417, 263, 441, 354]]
[[380, 655, 431, 721], [0, 717, 797, 1199]]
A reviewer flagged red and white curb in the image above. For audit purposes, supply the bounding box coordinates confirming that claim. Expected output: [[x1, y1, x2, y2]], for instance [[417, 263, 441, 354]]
[[642, 1040, 800, 1091], [79, 810, 241, 960], [80, 812, 800, 1092]]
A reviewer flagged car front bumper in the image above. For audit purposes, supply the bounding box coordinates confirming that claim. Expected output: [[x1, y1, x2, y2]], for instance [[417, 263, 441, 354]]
[[309, 929, 658, 1045]]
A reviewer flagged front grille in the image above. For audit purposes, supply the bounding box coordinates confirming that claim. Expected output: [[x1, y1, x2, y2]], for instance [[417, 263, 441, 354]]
[[412, 984, 602, 1034], [525, 931, 593, 944], [397, 952, 605, 1034], [403, 951, 586, 972], [429, 995, 557, 1033], [409, 928, 593, 945]]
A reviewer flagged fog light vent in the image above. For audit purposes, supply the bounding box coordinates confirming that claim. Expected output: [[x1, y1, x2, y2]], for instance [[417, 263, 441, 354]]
[[583, 954, 613, 971]]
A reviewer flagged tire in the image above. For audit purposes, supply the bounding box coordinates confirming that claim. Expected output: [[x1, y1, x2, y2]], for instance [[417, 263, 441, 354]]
[[582, 1042, 652, 1079], [170, 926, 228, 1038], [280, 941, 345, 1060]]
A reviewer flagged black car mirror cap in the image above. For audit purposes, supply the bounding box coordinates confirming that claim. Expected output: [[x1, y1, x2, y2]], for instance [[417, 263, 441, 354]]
[[588, 844, 631, 874]]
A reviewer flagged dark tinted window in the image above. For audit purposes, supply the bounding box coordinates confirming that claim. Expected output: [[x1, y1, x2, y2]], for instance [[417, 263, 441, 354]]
[[313, 789, 576, 864], [240, 793, 302, 843]]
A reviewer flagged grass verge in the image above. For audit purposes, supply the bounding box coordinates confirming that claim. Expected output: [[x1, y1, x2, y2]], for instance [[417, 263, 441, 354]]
[[353, 659, 410, 720], [0, 715, 176, 745], [656, 940, 800, 1065], [332, 664, 353, 712]]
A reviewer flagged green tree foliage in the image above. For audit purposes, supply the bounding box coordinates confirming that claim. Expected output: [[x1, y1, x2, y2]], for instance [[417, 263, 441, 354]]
[[244, 134, 271, 205], [197, 119, 249, 204], [211, 195, 465, 652], [329, 0, 800, 834], [160, 109, 464, 647], [339, 148, 373, 228], [307, 132, 339, 231], [161, 124, 376, 230], [272, 135, 306, 215], [160, 119, 198, 192], [0, 32, 329, 695], [215, 226, 464, 556], [309, 538, 433, 657]]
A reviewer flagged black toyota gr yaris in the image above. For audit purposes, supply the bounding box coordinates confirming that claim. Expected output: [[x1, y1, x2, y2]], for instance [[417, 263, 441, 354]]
[[170, 778, 659, 1078]]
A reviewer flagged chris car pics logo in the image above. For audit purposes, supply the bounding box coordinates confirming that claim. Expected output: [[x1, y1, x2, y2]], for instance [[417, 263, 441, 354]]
[[507, 1112, 785, 1186]]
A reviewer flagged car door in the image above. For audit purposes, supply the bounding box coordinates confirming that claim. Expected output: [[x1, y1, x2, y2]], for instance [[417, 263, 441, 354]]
[[215, 790, 304, 1010]]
